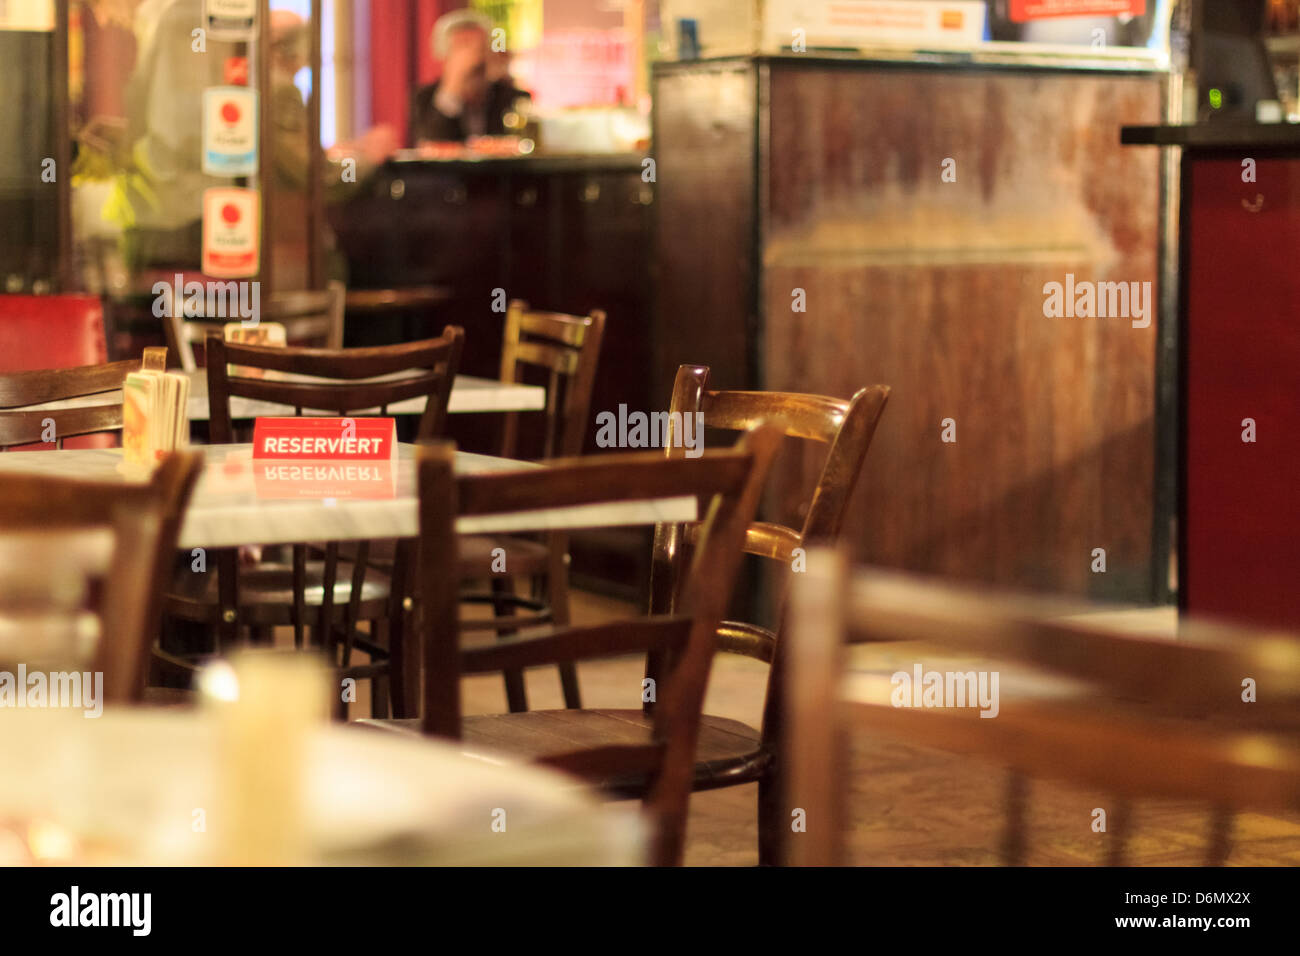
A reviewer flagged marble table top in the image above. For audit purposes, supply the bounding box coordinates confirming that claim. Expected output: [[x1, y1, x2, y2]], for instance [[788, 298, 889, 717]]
[[22, 372, 545, 420], [0, 444, 696, 549]]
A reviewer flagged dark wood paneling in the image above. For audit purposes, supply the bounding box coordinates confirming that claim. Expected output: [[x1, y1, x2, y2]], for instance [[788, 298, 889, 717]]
[[760, 64, 1162, 599], [650, 62, 758, 403]]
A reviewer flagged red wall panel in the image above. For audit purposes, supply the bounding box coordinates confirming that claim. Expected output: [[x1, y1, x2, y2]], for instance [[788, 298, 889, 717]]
[[1182, 155, 1300, 627]]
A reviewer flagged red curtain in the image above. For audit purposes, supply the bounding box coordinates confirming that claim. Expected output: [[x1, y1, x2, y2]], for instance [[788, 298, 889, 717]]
[[369, 0, 465, 145]]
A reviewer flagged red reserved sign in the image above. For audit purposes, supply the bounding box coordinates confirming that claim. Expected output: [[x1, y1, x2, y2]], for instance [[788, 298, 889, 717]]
[[1009, 0, 1144, 21], [252, 417, 397, 461]]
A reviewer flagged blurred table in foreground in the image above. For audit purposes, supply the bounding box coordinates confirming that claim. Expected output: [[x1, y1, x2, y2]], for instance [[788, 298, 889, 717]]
[[0, 708, 644, 865]]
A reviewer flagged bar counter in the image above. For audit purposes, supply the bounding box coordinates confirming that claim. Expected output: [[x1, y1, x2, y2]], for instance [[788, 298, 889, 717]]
[[1123, 122, 1300, 630], [654, 53, 1166, 601]]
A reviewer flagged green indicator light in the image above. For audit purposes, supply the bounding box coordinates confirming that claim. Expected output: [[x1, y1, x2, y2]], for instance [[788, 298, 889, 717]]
[[1209, 88, 1223, 110]]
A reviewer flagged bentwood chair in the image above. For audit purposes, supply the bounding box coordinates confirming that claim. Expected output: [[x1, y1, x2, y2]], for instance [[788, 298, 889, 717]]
[[0, 452, 203, 703], [458, 300, 606, 713], [361, 427, 781, 866], [162, 280, 346, 372], [646, 364, 889, 863], [164, 329, 463, 717], [0, 348, 169, 451], [783, 550, 1300, 866]]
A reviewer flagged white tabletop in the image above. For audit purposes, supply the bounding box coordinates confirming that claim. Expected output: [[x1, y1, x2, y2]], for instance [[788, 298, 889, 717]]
[[21, 371, 545, 419], [0, 444, 697, 549], [0, 708, 644, 865]]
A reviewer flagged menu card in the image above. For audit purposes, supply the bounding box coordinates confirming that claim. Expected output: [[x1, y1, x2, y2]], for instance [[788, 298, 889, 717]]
[[122, 354, 191, 465]]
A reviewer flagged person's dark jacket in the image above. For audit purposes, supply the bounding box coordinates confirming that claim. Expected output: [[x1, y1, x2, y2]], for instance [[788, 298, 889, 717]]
[[409, 79, 529, 143]]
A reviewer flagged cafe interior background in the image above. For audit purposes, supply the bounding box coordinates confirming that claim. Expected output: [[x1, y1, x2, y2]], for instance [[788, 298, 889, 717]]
[[1, 0, 1299, 869]]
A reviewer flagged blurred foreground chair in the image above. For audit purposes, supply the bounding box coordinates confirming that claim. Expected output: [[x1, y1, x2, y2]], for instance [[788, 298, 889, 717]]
[[0, 452, 203, 702], [458, 299, 605, 713], [360, 427, 781, 865], [783, 550, 1300, 866], [163, 329, 463, 717], [649, 365, 889, 864]]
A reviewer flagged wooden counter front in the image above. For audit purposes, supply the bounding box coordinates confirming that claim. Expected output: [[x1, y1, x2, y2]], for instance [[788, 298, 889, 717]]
[[653, 57, 1165, 601]]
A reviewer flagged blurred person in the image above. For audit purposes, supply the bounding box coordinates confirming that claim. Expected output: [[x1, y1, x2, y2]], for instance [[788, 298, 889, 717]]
[[409, 9, 530, 143], [118, 0, 229, 271]]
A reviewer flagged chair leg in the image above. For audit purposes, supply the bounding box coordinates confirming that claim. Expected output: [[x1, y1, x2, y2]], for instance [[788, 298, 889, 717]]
[[1105, 797, 1131, 867], [1000, 770, 1029, 866], [388, 540, 417, 720], [546, 547, 582, 709], [492, 576, 528, 712], [757, 767, 784, 866], [1205, 806, 1234, 865], [371, 674, 390, 719]]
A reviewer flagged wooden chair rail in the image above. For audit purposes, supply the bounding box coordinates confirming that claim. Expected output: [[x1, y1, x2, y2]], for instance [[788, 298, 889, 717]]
[[716, 620, 777, 663], [216, 371, 450, 413], [0, 406, 123, 447], [211, 336, 461, 379], [845, 569, 1300, 709], [702, 389, 855, 444], [455, 450, 757, 516], [205, 328, 464, 446], [0, 358, 140, 407], [516, 309, 593, 347]]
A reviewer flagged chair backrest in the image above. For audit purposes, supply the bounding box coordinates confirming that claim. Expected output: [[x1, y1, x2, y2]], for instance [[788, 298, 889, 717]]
[[782, 549, 1300, 866], [163, 280, 346, 372], [648, 364, 889, 737], [0, 294, 107, 372], [416, 425, 782, 865], [0, 451, 203, 703], [204, 327, 465, 444], [0, 348, 168, 450], [498, 299, 605, 460]]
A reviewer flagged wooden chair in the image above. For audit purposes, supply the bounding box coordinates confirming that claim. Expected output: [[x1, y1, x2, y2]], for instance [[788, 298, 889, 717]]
[[783, 550, 1300, 866], [646, 364, 889, 864], [162, 280, 346, 372], [458, 299, 606, 713], [164, 329, 464, 717], [0, 452, 203, 702], [0, 348, 168, 451], [361, 426, 782, 866]]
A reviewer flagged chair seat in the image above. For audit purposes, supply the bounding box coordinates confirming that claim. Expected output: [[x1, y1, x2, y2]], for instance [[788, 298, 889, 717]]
[[357, 709, 771, 795], [456, 533, 550, 578], [166, 559, 391, 625]]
